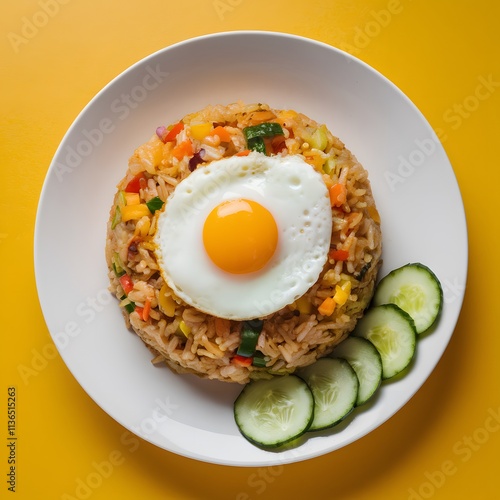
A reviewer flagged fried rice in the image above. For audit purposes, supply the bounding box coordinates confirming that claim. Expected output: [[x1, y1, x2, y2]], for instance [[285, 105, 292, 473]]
[[105, 101, 382, 384]]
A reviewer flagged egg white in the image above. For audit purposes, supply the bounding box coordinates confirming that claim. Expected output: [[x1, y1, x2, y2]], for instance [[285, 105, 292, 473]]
[[154, 152, 332, 320]]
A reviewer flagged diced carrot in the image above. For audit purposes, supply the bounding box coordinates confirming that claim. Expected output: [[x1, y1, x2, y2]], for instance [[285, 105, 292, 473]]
[[318, 296, 336, 317], [232, 354, 253, 367], [209, 125, 231, 143], [134, 306, 144, 319], [119, 274, 134, 295], [329, 183, 347, 207], [163, 122, 184, 142], [214, 317, 230, 336], [172, 140, 194, 161], [328, 249, 349, 261], [235, 149, 251, 156], [141, 299, 151, 321], [124, 172, 146, 193]]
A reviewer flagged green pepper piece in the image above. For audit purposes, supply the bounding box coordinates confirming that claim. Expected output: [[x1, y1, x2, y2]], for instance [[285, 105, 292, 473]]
[[120, 294, 136, 313], [237, 319, 264, 357], [146, 196, 164, 213], [243, 123, 284, 140], [252, 350, 268, 368], [247, 137, 266, 154]]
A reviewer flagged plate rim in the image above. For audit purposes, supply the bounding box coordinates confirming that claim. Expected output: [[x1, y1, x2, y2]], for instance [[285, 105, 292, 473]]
[[34, 30, 468, 467]]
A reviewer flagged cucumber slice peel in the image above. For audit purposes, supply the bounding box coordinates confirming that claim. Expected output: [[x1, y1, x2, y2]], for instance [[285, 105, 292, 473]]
[[353, 304, 417, 379], [331, 336, 383, 406], [298, 358, 358, 431], [234, 375, 314, 448], [373, 263, 443, 334]]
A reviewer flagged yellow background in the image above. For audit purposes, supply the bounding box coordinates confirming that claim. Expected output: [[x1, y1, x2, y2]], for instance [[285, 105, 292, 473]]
[[1, 1, 499, 499]]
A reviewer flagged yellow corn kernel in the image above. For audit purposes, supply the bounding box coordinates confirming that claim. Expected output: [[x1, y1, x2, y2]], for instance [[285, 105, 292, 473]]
[[190, 122, 212, 140], [124, 192, 140, 205], [141, 241, 156, 251], [158, 284, 176, 317], [367, 205, 381, 224], [334, 281, 352, 306], [342, 280, 352, 294], [151, 140, 164, 168], [277, 109, 298, 121], [322, 269, 337, 285], [318, 297, 336, 316], [179, 320, 191, 337], [322, 173, 334, 189], [134, 216, 151, 237], [129, 140, 163, 175], [121, 203, 151, 222], [304, 151, 325, 172], [295, 295, 312, 315]]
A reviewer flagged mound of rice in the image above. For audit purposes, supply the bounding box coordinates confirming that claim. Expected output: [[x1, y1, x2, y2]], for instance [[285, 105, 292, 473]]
[[105, 102, 382, 383]]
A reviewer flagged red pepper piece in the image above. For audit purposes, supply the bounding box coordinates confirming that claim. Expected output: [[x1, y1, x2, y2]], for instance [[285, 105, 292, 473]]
[[124, 173, 146, 193], [119, 274, 134, 295], [163, 122, 185, 143], [232, 354, 253, 367], [329, 249, 349, 261]]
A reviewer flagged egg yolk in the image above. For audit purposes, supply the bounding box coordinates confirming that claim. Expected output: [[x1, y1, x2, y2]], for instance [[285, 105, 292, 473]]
[[203, 199, 278, 274]]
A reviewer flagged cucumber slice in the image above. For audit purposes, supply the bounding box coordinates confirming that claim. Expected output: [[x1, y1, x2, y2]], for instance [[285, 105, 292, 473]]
[[373, 263, 443, 334], [331, 336, 383, 406], [353, 304, 417, 379], [234, 375, 314, 448], [298, 358, 358, 431]]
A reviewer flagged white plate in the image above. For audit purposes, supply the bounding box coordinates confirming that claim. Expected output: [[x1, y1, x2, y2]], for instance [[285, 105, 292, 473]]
[[34, 31, 468, 466]]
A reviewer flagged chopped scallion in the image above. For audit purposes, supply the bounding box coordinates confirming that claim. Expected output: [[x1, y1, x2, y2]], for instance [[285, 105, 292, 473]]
[[112, 252, 126, 277], [111, 205, 121, 229]]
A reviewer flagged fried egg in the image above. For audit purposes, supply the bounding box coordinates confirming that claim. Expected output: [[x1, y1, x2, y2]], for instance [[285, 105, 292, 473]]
[[154, 152, 332, 320]]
